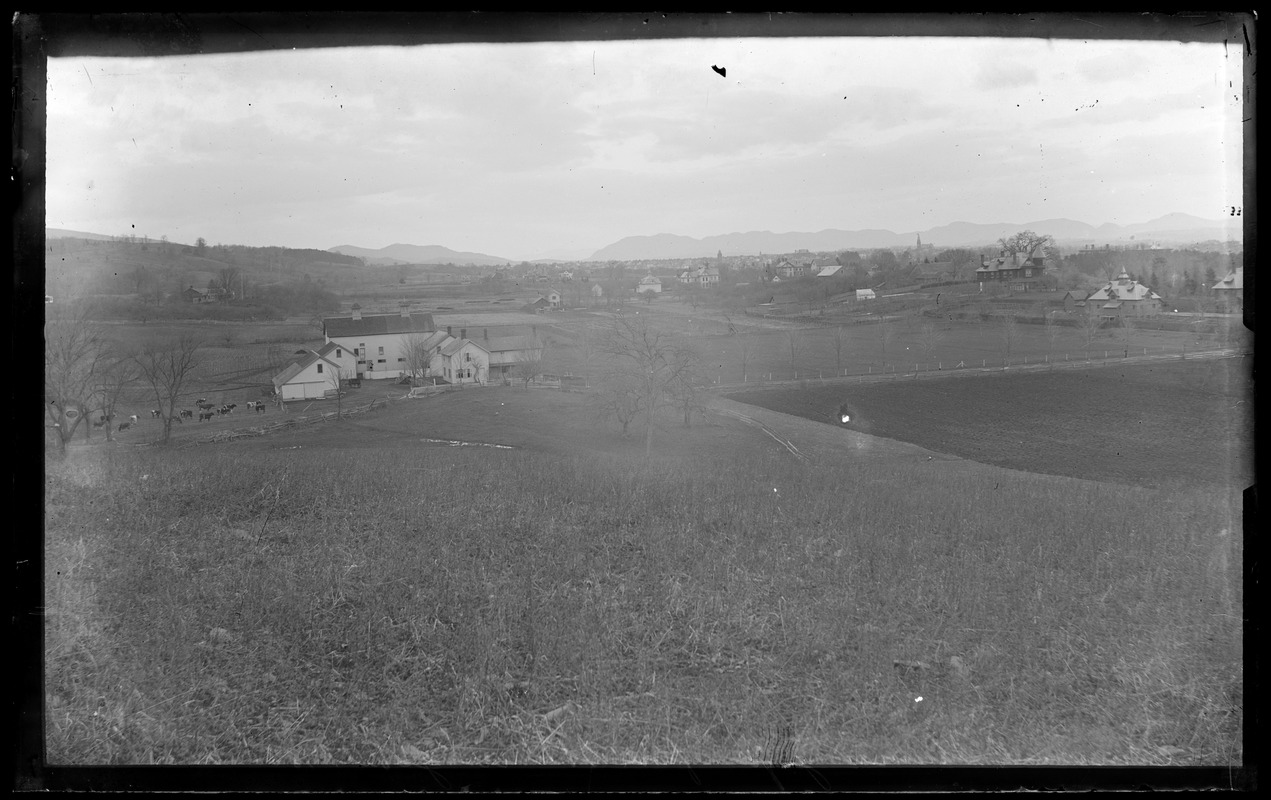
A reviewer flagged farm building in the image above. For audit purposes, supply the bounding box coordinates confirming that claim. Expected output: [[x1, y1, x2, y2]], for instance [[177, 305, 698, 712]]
[[776, 260, 811, 279], [182, 286, 230, 304], [1083, 270, 1164, 319], [429, 337, 490, 385], [637, 273, 663, 294], [272, 342, 347, 400], [815, 262, 843, 278], [855, 288, 876, 301], [323, 303, 438, 381], [1211, 267, 1244, 311], [483, 334, 545, 379], [976, 252, 1049, 291], [1063, 289, 1089, 312]]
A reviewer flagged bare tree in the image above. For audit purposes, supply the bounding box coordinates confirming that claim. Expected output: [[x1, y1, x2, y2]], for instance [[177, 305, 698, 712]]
[[1079, 309, 1104, 351], [596, 313, 697, 457], [877, 314, 894, 355], [89, 347, 139, 443], [736, 332, 754, 382], [784, 328, 806, 376], [831, 325, 849, 373], [44, 308, 107, 454], [512, 344, 545, 390], [590, 370, 644, 439], [665, 345, 707, 427], [399, 334, 432, 385], [133, 334, 203, 443], [322, 358, 349, 419], [216, 266, 242, 299], [1043, 308, 1064, 355]]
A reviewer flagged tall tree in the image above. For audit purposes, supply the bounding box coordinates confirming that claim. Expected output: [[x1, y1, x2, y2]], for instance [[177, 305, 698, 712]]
[[399, 334, 433, 385], [784, 328, 806, 376], [133, 334, 203, 444], [44, 308, 107, 454], [831, 325, 850, 373], [997, 230, 1055, 260], [90, 348, 139, 443]]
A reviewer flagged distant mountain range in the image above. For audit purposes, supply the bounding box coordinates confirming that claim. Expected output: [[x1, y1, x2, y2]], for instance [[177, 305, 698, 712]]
[[587, 213, 1242, 261], [328, 243, 514, 267]]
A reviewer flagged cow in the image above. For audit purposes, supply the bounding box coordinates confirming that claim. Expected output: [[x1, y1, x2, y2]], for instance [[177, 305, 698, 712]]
[[92, 416, 108, 429], [217, 406, 230, 416], [255, 403, 266, 414], [180, 409, 194, 419], [196, 398, 207, 404], [197, 401, 215, 410], [129, 414, 139, 424], [118, 421, 132, 432], [150, 409, 162, 419], [199, 410, 215, 422], [226, 403, 237, 411]]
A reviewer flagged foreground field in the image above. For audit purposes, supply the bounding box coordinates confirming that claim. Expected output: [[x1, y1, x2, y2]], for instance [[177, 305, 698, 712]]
[[44, 378, 1243, 768], [731, 356, 1253, 491]]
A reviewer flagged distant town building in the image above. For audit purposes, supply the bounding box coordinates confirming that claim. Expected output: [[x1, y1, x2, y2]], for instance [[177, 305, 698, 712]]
[[1084, 270, 1164, 318], [976, 252, 1049, 291], [855, 288, 876, 301], [1211, 267, 1244, 312], [636, 273, 663, 294]]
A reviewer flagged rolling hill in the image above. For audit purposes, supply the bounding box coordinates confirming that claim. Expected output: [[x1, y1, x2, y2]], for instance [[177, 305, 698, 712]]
[[329, 243, 514, 267]]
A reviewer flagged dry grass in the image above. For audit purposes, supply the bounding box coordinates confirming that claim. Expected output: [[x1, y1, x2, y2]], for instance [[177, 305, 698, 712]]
[[44, 430, 1243, 767]]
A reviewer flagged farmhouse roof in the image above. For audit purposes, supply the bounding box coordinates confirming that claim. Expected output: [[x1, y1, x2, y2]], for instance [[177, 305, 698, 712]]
[[816, 264, 843, 277], [1212, 268, 1243, 291], [1063, 289, 1088, 300], [324, 311, 436, 339], [438, 337, 489, 357]]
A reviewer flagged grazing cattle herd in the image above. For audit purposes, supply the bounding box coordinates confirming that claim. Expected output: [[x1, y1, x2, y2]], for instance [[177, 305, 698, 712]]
[[98, 397, 270, 433]]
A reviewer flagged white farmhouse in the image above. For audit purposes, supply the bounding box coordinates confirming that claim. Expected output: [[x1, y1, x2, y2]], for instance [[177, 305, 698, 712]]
[[323, 303, 437, 381], [855, 288, 876, 301], [429, 337, 490, 384]]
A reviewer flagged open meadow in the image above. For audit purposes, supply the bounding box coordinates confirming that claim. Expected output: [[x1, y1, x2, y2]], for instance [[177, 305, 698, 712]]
[[44, 348, 1246, 767]]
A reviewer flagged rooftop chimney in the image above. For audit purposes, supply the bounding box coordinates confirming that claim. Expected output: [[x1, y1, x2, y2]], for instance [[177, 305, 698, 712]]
[[460, 328, 467, 340], [483, 328, 488, 340], [399, 302, 410, 318], [446, 326, 452, 337], [351, 303, 362, 321]]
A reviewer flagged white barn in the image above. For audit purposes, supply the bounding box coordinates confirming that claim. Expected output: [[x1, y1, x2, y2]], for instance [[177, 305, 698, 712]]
[[323, 304, 437, 381], [272, 342, 348, 400]]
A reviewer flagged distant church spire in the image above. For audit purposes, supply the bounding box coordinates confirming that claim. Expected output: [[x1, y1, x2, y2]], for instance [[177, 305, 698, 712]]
[[916, 233, 922, 251]]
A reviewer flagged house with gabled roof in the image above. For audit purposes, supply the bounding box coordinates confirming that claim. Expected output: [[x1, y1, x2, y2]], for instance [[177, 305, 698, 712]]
[[323, 303, 438, 381], [1084, 270, 1163, 318], [272, 342, 351, 400], [429, 336, 490, 385], [1211, 267, 1244, 311], [976, 252, 1049, 290], [1063, 289, 1089, 312], [637, 273, 663, 294]]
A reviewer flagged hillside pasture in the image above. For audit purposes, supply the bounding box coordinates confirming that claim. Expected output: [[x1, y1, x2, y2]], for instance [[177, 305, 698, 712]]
[[44, 379, 1243, 767]]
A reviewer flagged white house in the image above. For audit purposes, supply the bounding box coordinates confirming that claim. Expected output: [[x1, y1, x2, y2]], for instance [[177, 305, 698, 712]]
[[323, 303, 437, 381], [272, 342, 348, 400], [637, 273, 663, 294], [855, 288, 876, 301], [428, 337, 490, 384], [483, 334, 545, 379]]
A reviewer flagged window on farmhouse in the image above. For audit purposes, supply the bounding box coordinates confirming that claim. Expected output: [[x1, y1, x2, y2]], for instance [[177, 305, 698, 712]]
[[317, 364, 323, 373], [378, 346, 385, 356], [336, 349, 342, 357], [377, 359, 386, 364]]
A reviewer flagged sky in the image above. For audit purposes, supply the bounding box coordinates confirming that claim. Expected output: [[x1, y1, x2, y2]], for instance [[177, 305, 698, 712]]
[[45, 32, 1243, 262]]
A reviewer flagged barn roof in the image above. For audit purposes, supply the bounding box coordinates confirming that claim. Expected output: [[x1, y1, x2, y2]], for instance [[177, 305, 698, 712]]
[[324, 312, 436, 339], [1086, 271, 1162, 302]]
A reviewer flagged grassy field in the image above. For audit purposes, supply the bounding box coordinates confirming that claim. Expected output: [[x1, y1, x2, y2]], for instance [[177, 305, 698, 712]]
[[43, 369, 1244, 768], [730, 356, 1253, 491]]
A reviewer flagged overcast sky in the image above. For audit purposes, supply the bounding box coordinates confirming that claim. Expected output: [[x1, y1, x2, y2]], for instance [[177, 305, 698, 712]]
[[46, 34, 1242, 261]]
